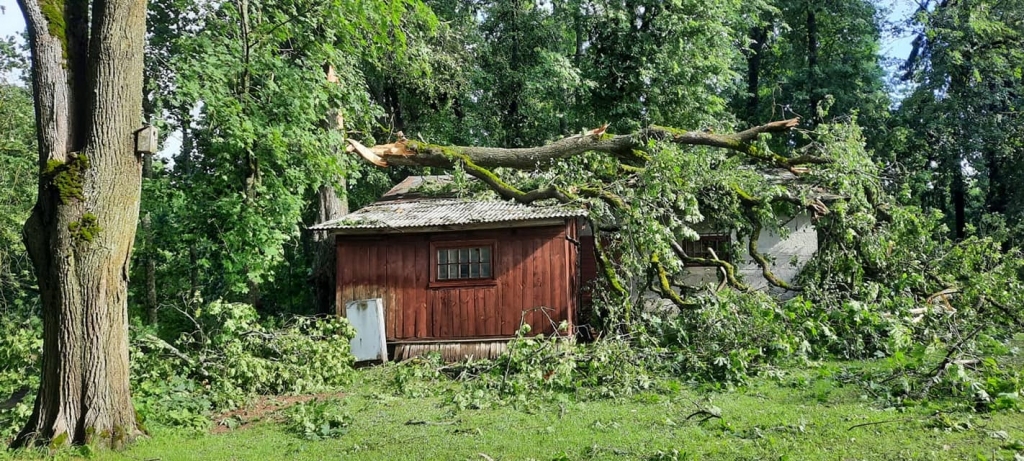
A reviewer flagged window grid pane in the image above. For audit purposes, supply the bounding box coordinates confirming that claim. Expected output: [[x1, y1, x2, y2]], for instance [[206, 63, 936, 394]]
[[436, 245, 493, 281], [683, 235, 731, 265]]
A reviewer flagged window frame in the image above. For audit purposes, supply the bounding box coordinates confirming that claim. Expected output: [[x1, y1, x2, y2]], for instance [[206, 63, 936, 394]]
[[681, 234, 732, 266], [428, 239, 498, 288]]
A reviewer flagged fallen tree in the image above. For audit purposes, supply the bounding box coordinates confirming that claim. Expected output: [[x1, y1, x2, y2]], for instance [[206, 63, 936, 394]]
[[346, 117, 850, 316], [343, 120, 1024, 411]]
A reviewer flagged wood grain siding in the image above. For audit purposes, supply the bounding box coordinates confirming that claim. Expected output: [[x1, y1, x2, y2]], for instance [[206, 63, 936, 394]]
[[335, 223, 579, 341]]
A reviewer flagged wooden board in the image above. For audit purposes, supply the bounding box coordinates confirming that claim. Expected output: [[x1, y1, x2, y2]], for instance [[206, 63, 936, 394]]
[[335, 225, 577, 341], [393, 340, 510, 362]]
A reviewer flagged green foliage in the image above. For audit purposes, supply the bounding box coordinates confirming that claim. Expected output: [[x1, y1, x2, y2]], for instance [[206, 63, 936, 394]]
[[477, 334, 654, 401], [794, 143, 1024, 410], [388, 354, 445, 398], [740, 0, 889, 128], [132, 375, 212, 432], [0, 315, 41, 445], [130, 300, 358, 430], [584, 0, 753, 133], [194, 301, 357, 402], [0, 83, 38, 316], [139, 0, 430, 309], [884, 0, 1024, 242], [284, 398, 352, 440], [471, 1, 587, 147], [642, 290, 806, 384], [384, 331, 662, 410]]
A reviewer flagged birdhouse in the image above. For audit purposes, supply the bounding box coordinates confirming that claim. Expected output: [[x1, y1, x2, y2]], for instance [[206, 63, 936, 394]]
[[135, 125, 159, 154]]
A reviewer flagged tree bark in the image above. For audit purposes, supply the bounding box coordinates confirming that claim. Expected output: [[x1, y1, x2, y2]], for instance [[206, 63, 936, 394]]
[[141, 100, 157, 325], [806, 6, 821, 122], [312, 183, 347, 314], [952, 161, 967, 240], [744, 26, 768, 123], [313, 67, 349, 314], [352, 118, 811, 172], [14, 0, 147, 448]]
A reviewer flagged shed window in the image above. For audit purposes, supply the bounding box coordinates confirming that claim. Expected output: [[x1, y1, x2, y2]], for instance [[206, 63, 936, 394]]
[[436, 245, 492, 280], [681, 234, 731, 264]]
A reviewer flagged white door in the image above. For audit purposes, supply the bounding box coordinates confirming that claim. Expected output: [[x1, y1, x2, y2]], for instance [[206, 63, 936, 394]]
[[345, 298, 387, 362]]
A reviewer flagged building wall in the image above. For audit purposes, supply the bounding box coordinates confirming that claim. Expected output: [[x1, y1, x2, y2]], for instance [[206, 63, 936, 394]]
[[680, 212, 818, 295], [335, 223, 578, 341]]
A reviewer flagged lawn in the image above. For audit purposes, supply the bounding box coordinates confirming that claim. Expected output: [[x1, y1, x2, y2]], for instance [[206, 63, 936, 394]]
[[21, 362, 1017, 461]]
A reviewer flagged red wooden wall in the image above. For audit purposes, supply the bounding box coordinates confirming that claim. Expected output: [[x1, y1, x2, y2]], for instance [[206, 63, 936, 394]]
[[335, 222, 580, 341]]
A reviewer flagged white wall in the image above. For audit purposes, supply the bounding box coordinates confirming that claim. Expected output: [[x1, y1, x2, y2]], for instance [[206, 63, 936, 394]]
[[680, 212, 818, 296], [736, 212, 817, 296]]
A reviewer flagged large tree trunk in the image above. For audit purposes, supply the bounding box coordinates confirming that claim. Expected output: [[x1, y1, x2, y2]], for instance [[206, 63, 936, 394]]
[[951, 160, 967, 240], [312, 183, 347, 314], [744, 26, 768, 124], [14, 0, 147, 448], [806, 6, 821, 122], [351, 118, 808, 171], [141, 127, 158, 325], [141, 81, 158, 325]]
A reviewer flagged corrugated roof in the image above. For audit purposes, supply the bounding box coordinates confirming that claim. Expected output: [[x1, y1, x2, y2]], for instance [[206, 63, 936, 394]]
[[311, 197, 587, 232]]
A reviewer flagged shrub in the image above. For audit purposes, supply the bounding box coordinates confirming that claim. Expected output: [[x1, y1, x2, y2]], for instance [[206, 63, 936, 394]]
[[427, 326, 662, 409], [0, 315, 40, 445], [284, 398, 352, 440], [190, 301, 357, 405], [131, 300, 358, 429], [641, 290, 806, 384]]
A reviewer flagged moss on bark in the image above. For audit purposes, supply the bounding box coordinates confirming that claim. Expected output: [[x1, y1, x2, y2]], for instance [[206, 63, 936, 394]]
[[38, 0, 68, 58], [42, 154, 90, 204], [68, 212, 101, 244]]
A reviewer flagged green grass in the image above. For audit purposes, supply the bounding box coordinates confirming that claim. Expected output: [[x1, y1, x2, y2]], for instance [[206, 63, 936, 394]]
[[8, 363, 1024, 460]]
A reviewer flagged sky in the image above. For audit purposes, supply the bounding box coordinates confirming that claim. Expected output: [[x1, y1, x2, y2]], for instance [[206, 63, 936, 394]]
[[1, 0, 24, 83], [0, 0, 19, 38]]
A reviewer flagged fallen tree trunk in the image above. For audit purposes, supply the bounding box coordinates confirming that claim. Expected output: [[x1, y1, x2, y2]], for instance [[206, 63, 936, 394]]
[[349, 118, 818, 172]]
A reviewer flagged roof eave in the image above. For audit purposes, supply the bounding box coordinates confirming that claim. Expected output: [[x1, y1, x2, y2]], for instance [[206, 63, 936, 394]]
[[317, 217, 578, 235]]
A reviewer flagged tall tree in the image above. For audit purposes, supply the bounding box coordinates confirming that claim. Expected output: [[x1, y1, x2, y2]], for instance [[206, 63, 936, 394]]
[[582, 0, 750, 133], [738, 0, 887, 130], [890, 0, 1024, 241], [14, 0, 147, 447], [139, 0, 431, 312]]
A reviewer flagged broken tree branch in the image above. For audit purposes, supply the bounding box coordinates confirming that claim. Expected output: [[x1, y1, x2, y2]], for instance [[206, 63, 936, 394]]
[[669, 240, 749, 291], [980, 296, 1024, 329], [578, 186, 627, 210], [650, 253, 698, 310], [592, 230, 630, 324], [348, 118, 818, 171], [746, 218, 803, 292]]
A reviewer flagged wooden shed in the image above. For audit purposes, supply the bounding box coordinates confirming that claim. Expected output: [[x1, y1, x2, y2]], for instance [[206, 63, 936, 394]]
[[312, 176, 590, 361]]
